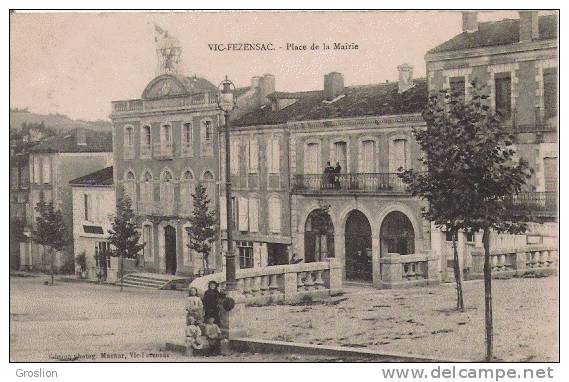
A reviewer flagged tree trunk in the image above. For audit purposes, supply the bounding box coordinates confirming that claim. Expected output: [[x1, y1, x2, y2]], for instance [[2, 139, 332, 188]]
[[50, 247, 55, 286], [120, 253, 124, 292], [483, 227, 493, 362], [451, 229, 465, 312]]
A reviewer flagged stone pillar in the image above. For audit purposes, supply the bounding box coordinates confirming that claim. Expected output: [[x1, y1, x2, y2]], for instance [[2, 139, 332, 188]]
[[283, 271, 298, 302], [430, 223, 447, 282], [371, 234, 381, 288], [327, 258, 343, 295], [513, 252, 527, 271], [259, 243, 268, 267], [380, 253, 402, 288], [219, 289, 249, 339], [334, 228, 345, 279], [295, 230, 305, 261]]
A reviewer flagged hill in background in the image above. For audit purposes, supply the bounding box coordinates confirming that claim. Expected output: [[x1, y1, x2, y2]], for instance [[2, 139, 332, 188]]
[[10, 108, 112, 134]]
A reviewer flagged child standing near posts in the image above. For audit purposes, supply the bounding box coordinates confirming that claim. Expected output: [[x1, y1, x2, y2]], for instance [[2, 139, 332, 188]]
[[185, 287, 204, 323], [203, 316, 222, 355]]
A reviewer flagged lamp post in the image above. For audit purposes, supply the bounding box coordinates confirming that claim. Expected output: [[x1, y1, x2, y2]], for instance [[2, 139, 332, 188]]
[[217, 76, 237, 292]]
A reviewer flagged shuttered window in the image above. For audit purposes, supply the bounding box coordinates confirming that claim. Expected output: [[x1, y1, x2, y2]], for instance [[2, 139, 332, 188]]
[[361, 140, 375, 173], [249, 137, 258, 173], [42, 157, 51, 184], [391, 139, 408, 172], [543, 68, 557, 119], [238, 196, 249, 232], [249, 197, 259, 233], [495, 73, 512, 120], [305, 143, 319, 174], [269, 137, 280, 173], [268, 197, 281, 234]]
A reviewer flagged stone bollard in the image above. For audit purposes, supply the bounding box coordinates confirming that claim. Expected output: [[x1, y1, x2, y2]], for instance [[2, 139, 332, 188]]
[[380, 253, 402, 288], [327, 258, 343, 296]]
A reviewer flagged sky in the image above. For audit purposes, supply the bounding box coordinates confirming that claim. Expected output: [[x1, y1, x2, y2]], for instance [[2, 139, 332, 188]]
[[10, 10, 521, 121]]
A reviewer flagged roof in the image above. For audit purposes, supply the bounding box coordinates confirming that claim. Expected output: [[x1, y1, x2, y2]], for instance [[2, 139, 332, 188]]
[[141, 74, 217, 99], [428, 15, 557, 54], [69, 166, 113, 186], [232, 79, 427, 127], [29, 129, 113, 154]]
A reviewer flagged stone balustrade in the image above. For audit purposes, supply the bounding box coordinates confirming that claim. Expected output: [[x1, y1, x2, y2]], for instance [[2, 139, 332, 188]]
[[190, 258, 343, 305], [469, 245, 558, 279], [380, 253, 439, 289]]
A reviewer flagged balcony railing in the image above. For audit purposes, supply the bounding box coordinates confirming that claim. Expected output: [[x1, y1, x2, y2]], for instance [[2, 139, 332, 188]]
[[292, 173, 407, 194], [153, 142, 175, 159], [111, 91, 218, 114], [508, 192, 557, 215]]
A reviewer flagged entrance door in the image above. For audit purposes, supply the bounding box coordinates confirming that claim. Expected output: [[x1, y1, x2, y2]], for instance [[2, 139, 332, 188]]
[[164, 225, 177, 275], [304, 209, 334, 262], [345, 210, 372, 282]]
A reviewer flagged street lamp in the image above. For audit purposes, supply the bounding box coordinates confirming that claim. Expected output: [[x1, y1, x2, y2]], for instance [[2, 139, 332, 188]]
[[217, 76, 237, 292]]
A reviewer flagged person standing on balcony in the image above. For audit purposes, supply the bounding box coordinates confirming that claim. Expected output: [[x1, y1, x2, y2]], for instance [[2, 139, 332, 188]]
[[334, 162, 342, 189], [323, 162, 334, 189]]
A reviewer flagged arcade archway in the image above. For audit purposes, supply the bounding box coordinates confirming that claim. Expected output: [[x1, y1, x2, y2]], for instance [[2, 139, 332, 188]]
[[344, 210, 373, 282], [380, 211, 415, 256], [304, 209, 334, 262]]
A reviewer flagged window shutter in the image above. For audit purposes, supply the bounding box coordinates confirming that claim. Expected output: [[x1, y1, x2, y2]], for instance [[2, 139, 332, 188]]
[[220, 198, 227, 230], [87, 194, 93, 222], [231, 141, 239, 175], [269, 198, 281, 233], [249, 198, 259, 233], [238, 196, 249, 231], [271, 138, 280, 173], [249, 137, 258, 173]]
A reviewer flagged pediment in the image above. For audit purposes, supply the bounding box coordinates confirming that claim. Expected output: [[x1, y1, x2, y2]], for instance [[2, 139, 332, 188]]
[[142, 75, 187, 99]]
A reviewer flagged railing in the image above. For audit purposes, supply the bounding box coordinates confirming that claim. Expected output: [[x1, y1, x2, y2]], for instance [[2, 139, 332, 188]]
[[137, 200, 176, 216], [508, 192, 557, 214], [180, 142, 193, 157], [292, 173, 407, 194], [190, 259, 343, 305], [380, 253, 438, 288], [140, 144, 152, 159], [112, 99, 143, 113], [111, 92, 218, 114], [469, 245, 558, 279], [123, 146, 135, 160], [153, 142, 175, 159]]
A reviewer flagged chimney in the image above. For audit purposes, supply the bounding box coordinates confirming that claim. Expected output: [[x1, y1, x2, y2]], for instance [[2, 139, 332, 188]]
[[462, 11, 478, 33], [397, 63, 414, 93], [519, 11, 539, 42], [324, 72, 344, 100], [76, 129, 87, 146], [258, 74, 275, 104]]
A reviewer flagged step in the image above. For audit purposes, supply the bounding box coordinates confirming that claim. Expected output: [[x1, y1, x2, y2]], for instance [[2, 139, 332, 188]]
[[123, 275, 166, 286], [121, 280, 164, 289], [119, 281, 159, 290]]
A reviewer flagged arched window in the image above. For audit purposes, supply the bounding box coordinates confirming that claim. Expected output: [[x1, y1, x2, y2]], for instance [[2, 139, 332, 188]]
[[142, 125, 152, 146], [183, 123, 192, 144], [161, 124, 172, 144], [124, 126, 134, 146], [202, 170, 215, 204], [141, 171, 154, 203], [180, 170, 194, 213], [160, 170, 174, 204], [124, 170, 136, 202]]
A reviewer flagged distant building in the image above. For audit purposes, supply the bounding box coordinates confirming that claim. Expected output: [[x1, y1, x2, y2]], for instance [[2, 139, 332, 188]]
[[69, 166, 115, 280], [230, 67, 436, 288], [19, 129, 113, 272], [425, 11, 558, 280]]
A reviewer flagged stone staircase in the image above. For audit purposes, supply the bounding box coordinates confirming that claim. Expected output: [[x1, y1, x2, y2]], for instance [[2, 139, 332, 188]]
[[117, 272, 191, 290]]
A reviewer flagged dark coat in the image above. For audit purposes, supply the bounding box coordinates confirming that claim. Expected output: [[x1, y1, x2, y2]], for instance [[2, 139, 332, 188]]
[[202, 289, 222, 324]]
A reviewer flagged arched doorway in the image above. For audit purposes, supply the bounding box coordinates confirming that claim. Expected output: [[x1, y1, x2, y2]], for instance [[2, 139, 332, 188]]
[[380, 211, 415, 256], [164, 225, 177, 275], [304, 209, 334, 262], [345, 210, 372, 282]]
